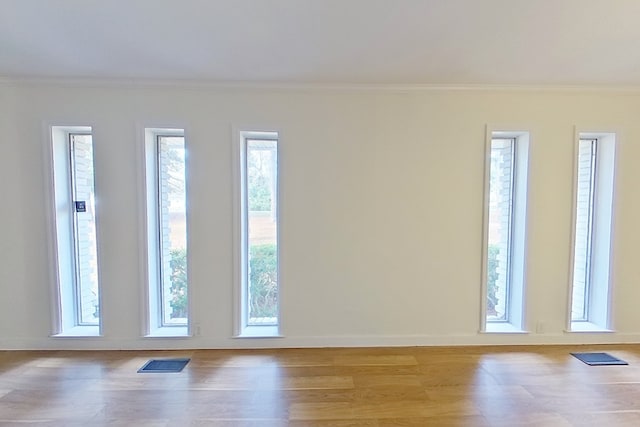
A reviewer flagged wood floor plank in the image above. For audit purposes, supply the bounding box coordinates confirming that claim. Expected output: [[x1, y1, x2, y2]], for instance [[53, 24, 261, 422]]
[[376, 416, 491, 426], [3, 345, 640, 425], [353, 386, 430, 402], [332, 355, 418, 367], [482, 412, 573, 427], [172, 420, 287, 427], [561, 410, 640, 427], [289, 402, 354, 420], [352, 374, 422, 388], [288, 420, 379, 427]]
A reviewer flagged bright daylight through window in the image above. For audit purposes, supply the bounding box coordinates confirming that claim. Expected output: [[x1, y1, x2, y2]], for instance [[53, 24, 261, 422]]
[[144, 129, 188, 336], [236, 131, 279, 337], [483, 131, 529, 333]]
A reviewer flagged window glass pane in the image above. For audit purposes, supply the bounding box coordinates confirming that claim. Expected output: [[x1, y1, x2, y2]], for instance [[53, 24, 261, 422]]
[[70, 134, 99, 325], [486, 138, 514, 322], [158, 136, 187, 325], [571, 139, 596, 321], [246, 138, 278, 326]]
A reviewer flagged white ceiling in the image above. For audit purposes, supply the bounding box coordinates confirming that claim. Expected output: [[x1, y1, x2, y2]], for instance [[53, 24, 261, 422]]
[[2, 0, 640, 86]]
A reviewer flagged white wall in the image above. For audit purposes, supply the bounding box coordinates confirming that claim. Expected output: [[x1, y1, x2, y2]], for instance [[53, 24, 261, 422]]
[[2, 81, 640, 349]]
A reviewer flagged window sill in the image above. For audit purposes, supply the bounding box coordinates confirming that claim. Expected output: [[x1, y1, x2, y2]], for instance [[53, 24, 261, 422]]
[[145, 326, 190, 338], [234, 325, 282, 338], [566, 322, 614, 333], [482, 323, 528, 334], [52, 325, 101, 337]]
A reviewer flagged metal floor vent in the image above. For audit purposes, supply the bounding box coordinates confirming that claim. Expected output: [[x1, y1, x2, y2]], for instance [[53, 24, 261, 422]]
[[571, 352, 628, 366], [138, 358, 190, 373]]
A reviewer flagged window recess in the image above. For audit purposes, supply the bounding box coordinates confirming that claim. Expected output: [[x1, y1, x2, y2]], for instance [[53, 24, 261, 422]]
[[568, 132, 616, 332], [50, 126, 101, 336], [143, 128, 189, 337], [481, 130, 530, 333]]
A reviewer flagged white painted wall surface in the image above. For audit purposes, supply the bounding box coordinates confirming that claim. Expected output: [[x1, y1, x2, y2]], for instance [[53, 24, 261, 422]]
[[2, 81, 640, 349]]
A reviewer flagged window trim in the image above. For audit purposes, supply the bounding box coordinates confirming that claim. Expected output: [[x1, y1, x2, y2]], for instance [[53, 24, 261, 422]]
[[47, 125, 102, 337], [480, 128, 530, 334], [233, 128, 282, 338]]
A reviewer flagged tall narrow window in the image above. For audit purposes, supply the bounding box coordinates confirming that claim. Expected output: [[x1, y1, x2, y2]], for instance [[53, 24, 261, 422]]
[[69, 134, 100, 326], [144, 128, 188, 336], [236, 131, 279, 337], [482, 130, 529, 333], [571, 139, 596, 322], [569, 133, 616, 331], [50, 126, 101, 336]]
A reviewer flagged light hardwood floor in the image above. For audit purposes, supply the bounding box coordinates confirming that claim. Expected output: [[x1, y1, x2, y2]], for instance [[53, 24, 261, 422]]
[[2, 345, 640, 426]]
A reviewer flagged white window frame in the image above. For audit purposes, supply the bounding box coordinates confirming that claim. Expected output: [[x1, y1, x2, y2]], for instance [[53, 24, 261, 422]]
[[567, 131, 616, 332], [142, 127, 190, 337], [233, 129, 281, 338], [480, 129, 530, 334], [47, 125, 101, 337]]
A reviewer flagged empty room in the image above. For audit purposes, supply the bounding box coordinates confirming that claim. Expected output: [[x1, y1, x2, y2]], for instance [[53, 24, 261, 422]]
[[3, 1, 640, 425]]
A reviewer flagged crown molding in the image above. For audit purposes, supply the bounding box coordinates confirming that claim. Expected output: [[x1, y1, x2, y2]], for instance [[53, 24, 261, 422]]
[[3, 75, 640, 93]]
